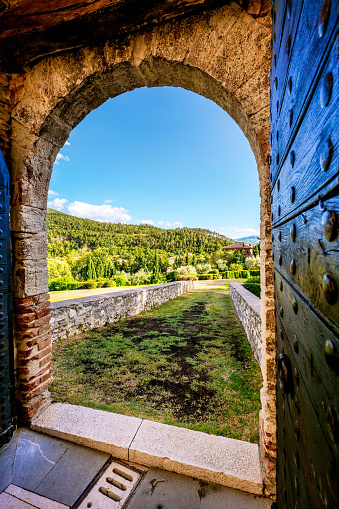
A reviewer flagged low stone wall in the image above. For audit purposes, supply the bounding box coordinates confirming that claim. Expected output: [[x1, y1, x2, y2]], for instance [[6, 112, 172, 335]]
[[50, 281, 193, 342], [229, 283, 261, 364]]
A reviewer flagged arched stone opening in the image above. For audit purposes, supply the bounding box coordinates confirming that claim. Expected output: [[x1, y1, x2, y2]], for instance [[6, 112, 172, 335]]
[[8, 2, 275, 494]]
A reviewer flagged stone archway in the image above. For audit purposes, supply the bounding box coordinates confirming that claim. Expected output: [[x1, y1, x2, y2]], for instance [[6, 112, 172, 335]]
[[8, 2, 275, 494]]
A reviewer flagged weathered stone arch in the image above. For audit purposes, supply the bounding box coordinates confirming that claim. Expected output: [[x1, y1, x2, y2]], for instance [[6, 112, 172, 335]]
[[9, 2, 275, 493]]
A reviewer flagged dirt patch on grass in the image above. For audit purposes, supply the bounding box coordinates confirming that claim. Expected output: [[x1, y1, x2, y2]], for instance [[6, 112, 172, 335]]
[[51, 288, 262, 442]]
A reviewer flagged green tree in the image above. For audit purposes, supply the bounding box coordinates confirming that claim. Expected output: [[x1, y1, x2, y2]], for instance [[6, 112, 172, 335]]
[[86, 256, 96, 280]]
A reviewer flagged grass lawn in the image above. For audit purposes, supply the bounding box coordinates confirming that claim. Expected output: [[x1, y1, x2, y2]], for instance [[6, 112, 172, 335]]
[[49, 284, 154, 303], [50, 284, 262, 443]]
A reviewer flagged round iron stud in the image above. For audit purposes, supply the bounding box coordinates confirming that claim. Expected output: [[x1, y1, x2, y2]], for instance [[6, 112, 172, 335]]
[[320, 73, 333, 108], [318, 0, 331, 38], [322, 210, 338, 242], [290, 259, 296, 275], [290, 150, 295, 167], [325, 405, 339, 443], [286, 34, 291, 55], [290, 223, 296, 242], [278, 353, 292, 394], [293, 336, 299, 354], [280, 306, 283, 317], [290, 186, 296, 203], [278, 231, 281, 241], [292, 298, 298, 313], [280, 281, 283, 292], [323, 274, 338, 304], [294, 419, 300, 440], [288, 76, 293, 94], [324, 339, 339, 373], [320, 138, 334, 171]]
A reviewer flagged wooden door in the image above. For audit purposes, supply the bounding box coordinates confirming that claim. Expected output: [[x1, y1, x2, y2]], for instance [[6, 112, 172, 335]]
[[0, 150, 15, 449], [271, 0, 338, 507]]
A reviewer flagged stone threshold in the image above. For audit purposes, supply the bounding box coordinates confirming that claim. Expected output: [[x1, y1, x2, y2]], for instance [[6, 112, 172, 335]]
[[31, 403, 264, 496]]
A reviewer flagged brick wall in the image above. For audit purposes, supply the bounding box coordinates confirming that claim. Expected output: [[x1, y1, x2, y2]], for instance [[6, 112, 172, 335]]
[[14, 292, 53, 419]]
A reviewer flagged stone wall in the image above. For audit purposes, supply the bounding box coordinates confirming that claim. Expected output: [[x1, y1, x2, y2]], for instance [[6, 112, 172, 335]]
[[50, 281, 193, 342], [229, 282, 261, 364]]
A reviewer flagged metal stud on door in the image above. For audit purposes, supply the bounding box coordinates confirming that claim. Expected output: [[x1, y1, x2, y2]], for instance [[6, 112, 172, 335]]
[[271, 0, 339, 507]]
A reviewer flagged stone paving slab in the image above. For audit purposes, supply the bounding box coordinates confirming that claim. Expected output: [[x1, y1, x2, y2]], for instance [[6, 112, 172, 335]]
[[32, 403, 143, 460], [33, 403, 264, 496], [0, 428, 110, 507], [12, 428, 69, 491], [129, 419, 263, 495], [0, 431, 18, 493], [5, 484, 69, 509], [126, 467, 272, 509], [0, 492, 36, 508], [35, 442, 109, 506]]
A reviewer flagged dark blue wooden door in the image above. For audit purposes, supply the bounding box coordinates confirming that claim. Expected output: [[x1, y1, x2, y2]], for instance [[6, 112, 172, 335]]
[[271, 0, 339, 507], [0, 150, 15, 449]]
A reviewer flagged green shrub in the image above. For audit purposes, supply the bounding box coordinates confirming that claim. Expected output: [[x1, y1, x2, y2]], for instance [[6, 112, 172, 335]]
[[67, 281, 80, 290], [103, 280, 117, 288], [233, 271, 240, 278], [198, 274, 213, 280], [241, 270, 250, 278], [49, 277, 75, 291], [114, 276, 127, 287], [177, 275, 198, 281], [166, 272, 178, 282], [243, 282, 261, 298], [223, 271, 234, 279], [82, 281, 98, 289], [247, 276, 260, 284], [250, 270, 260, 277], [208, 269, 219, 275], [96, 280, 106, 288]]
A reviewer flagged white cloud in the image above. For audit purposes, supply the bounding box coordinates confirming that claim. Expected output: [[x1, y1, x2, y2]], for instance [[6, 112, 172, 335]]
[[140, 219, 154, 225], [64, 141, 71, 146], [219, 226, 259, 236], [157, 221, 165, 226], [48, 190, 59, 197], [67, 201, 131, 222], [47, 198, 68, 210], [165, 222, 172, 227], [104, 199, 113, 204], [173, 222, 183, 227], [54, 153, 70, 164]]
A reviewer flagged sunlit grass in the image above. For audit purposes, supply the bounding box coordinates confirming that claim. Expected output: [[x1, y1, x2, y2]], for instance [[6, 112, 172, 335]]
[[51, 286, 262, 443]]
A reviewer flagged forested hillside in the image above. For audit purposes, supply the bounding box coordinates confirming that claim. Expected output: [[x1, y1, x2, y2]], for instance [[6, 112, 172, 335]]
[[47, 208, 233, 258], [47, 208, 260, 289]]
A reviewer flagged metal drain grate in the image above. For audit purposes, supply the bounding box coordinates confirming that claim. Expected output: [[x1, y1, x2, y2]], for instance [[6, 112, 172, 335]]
[[78, 461, 142, 508]]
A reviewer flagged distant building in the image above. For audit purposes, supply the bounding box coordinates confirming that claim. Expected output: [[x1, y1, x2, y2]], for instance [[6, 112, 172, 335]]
[[223, 242, 253, 258]]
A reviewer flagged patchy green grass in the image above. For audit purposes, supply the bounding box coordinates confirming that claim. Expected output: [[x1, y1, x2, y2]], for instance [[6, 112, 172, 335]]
[[50, 286, 262, 443]]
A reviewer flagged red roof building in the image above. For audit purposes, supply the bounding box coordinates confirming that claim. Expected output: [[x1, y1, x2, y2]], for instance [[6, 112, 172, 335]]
[[223, 242, 253, 258]]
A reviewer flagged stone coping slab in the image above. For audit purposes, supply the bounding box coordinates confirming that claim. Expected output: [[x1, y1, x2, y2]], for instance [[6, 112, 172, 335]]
[[31, 403, 142, 460], [229, 283, 261, 316], [32, 403, 264, 496], [51, 282, 183, 309]]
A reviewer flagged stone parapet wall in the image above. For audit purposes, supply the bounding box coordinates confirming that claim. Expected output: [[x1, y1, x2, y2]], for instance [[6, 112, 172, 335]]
[[50, 281, 193, 342], [229, 282, 261, 364]]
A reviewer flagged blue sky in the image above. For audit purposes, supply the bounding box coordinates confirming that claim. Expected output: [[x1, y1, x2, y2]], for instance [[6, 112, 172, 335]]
[[48, 87, 260, 239]]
